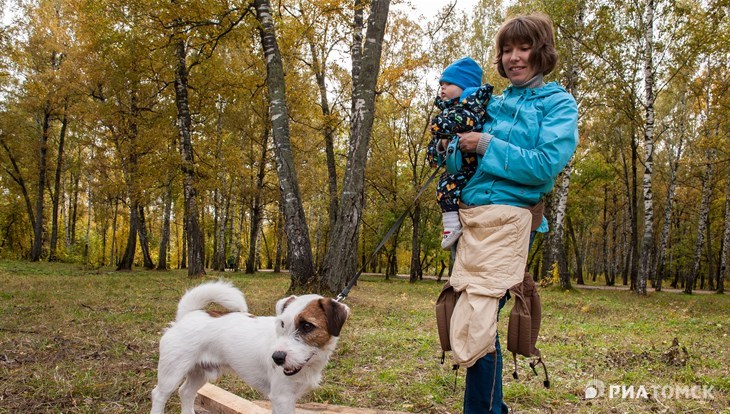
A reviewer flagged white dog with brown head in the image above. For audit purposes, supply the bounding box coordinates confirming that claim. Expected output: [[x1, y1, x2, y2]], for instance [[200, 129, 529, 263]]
[[150, 280, 349, 414]]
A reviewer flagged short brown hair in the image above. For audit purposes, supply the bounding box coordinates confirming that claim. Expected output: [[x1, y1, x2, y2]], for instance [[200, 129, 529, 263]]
[[494, 14, 559, 78]]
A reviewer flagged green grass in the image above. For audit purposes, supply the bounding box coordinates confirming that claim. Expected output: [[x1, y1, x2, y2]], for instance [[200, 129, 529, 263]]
[[0, 260, 728, 413]]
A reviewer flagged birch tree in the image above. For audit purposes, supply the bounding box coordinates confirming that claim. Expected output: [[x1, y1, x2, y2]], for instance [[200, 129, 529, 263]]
[[655, 90, 686, 291], [686, 149, 715, 294], [321, 0, 390, 294], [719, 172, 730, 294], [254, 0, 316, 289], [636, 0, 657, 296]]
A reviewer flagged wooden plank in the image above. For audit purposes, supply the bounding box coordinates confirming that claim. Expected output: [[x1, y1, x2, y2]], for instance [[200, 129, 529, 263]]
[[196, 383, 410, 414], [195, 383, 268, 414], [253, 400, 409, 414]]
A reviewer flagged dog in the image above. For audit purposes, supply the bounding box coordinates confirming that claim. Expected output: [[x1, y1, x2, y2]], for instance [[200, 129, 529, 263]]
[[150, 280, 349, 414]]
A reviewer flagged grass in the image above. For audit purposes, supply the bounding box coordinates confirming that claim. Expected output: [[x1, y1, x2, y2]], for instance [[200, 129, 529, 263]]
[[0, 260, 728, 413]]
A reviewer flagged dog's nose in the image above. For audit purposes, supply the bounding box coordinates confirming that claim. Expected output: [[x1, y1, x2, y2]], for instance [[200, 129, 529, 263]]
[[272, 351, 287, 366]]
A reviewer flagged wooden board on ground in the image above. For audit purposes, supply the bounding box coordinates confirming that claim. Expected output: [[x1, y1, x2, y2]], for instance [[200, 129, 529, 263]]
[[195, 383, 268, 414], [195, 383, 409, 414], [254, 400, 408, 413]]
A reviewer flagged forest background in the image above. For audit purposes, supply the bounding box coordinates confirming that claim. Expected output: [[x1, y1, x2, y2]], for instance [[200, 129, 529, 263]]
[[0, 0, 729, 296]]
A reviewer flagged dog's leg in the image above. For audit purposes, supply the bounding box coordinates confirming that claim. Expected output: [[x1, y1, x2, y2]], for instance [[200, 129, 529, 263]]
[[178, 366, 209, 414], [150, 352, 192, 414], [269, 392, 297, 414]]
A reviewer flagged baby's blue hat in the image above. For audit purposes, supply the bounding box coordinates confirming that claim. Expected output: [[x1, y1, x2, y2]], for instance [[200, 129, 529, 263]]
[[439, 57, 483, 90]]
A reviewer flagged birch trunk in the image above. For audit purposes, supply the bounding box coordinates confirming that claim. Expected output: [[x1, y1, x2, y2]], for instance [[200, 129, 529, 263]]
[[274, 203, 284, 273], [718, 169, 730, 294], [637, 0, 656, 295], [321, 0, 390, 294], [49, 104, 68, 261], [254, 0, 315, 289], [212, 101, 227, 271], [550, 158, 573, 290], [174, 37, 206, 277], [686, 150, 715, 294], [655, 94, 685, 291]]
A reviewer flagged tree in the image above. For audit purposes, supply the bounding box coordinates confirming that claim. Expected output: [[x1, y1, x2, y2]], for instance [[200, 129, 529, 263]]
[[254, 0, 316, 289], [321, 0, 391, 294]]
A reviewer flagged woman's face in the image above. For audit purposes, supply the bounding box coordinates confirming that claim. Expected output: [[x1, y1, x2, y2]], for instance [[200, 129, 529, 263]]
[[439, 82, 463, 100], [501, 41, 537, 85]]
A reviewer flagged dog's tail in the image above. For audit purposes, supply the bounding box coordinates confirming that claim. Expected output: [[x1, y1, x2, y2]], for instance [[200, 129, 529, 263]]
[[176, 280, 248, 321]]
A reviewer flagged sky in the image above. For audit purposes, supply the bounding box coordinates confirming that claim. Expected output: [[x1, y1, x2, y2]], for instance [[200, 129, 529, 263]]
[[393, 0, 480, 23]]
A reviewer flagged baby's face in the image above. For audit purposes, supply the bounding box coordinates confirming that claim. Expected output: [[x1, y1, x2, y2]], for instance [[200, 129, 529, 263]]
[[439, 82, 463, 100]]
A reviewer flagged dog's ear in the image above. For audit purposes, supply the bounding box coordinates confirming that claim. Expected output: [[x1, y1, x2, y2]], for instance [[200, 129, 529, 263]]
[[320, 298, 349, 337], [276, 295, 297, 315]]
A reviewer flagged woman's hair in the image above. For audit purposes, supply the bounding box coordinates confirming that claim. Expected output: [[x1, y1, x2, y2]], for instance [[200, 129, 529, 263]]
[[494, 14, 559, 78]]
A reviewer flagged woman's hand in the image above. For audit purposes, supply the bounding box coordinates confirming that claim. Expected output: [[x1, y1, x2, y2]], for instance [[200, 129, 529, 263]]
[[456, 131, 482, 153]]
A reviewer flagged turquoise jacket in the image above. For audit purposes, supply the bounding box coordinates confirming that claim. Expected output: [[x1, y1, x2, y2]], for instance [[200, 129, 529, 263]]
[[460, 82, 578, 208]]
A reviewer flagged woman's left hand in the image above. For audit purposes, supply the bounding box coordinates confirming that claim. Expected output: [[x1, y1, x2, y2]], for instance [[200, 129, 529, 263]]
[[456, 131, 482, 152]]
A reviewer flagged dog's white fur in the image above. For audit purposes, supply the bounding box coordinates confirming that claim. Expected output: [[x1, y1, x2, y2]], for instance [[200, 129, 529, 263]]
[[150, 280, 349, 414]]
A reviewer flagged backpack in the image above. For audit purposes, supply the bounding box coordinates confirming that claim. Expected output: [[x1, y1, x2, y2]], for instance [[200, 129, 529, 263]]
[[435, 200, 549, 387], [435, 274, 549, 387], [507, 271, 549, 388], [435, 280, 460, 361]]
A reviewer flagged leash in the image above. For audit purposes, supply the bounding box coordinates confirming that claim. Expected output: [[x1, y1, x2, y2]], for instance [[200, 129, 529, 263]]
[[336, 166, 442, 302]]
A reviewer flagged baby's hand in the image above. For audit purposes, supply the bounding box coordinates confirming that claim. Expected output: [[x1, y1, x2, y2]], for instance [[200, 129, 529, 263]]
[[438, 138, 450, 152]]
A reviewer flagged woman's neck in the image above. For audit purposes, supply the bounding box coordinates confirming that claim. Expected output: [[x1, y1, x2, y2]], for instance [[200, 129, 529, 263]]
[[512, 74, 545, 89]]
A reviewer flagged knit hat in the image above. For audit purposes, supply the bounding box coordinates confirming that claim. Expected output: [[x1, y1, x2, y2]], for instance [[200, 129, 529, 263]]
[[439, 57, 483, 91]]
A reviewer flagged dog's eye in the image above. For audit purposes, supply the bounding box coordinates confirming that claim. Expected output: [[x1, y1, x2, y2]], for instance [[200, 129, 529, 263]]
[[280, 320, 284, 328], [299, 321, 315, 333]]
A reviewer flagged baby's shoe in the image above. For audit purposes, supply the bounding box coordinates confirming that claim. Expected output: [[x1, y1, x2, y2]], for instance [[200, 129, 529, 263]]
[[441, 225, 462, 250]]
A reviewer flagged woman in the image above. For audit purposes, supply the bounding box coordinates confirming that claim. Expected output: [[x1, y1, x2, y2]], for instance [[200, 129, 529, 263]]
[[451, 13, 579, 413]]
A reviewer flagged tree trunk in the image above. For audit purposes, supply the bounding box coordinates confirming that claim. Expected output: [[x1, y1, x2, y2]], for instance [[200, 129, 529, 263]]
[[31, 101, 52, 261], [254, 0, 315, 289], [174, 37, 205, 278], [246, 124, 269, 274], [69, 170, 80, 247], [274, 203, 283, 273], [83, 178, 92, 263], [628, 128, 639, 287], [718, 168, 730, 294], [409, 204, 422, 282], [117, 202, 138, 271], [567, 215, 584, 285], [306, 35, 338, 235], [137, 205, 154, 269], [686, 150, 715, 294], [321, 0, 390, 294], [549, 158, 573, 290], [655, 98, 685, 291], [157, 180, 173, 270], [609, 190, 619, 286], [110, 198, 119, 266], [637, 0, 656, 296], [1, 140, 36, 239], [49, 104, 68, 261]]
